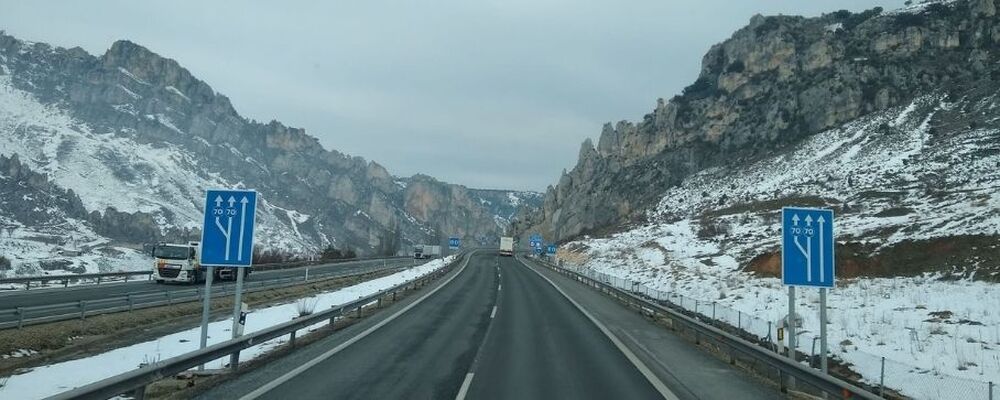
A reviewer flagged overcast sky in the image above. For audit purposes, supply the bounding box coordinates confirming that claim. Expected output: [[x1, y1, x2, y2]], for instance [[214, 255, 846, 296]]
[[0, 0, 905, 191]]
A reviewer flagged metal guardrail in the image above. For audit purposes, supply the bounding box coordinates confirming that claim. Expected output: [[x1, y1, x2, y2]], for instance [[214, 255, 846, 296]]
[[0, 256, 411, 290], [46, 252, 465, 400], [524, 255, 881, 400], [0, 259, 413, 330]]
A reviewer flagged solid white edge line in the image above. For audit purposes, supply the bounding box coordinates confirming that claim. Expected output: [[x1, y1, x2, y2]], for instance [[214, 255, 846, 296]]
[[490, 305, 497, 319], [239, 253, 474, 400], [455, 373, 475, 400], [518, 256, 680, 400]]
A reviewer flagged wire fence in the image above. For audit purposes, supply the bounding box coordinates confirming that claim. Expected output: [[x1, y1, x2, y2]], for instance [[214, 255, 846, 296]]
[[566, 264, 997, 400]]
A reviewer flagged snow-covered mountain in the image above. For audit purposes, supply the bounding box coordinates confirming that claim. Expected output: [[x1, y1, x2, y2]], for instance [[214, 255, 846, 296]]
[[542, 1, 1000, 397], [0, 32, 540, 276]]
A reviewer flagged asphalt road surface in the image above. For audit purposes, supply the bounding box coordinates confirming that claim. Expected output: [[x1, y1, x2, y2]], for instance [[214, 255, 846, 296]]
[[203, 251, 776, 400], [214, 252, 663, 400], [0, 258, 415, 317]]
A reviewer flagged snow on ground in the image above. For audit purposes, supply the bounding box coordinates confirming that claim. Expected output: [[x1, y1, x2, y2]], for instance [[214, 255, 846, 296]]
[[0, 222, 150, 285], [0, 256, 455, 399], [561, 96, 1000, 399]]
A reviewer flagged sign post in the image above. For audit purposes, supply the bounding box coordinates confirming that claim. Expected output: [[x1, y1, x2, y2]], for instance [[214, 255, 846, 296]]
[[199, 189, 257, 371], [197, 266, 214, 371], [782, 207, 834, 380]]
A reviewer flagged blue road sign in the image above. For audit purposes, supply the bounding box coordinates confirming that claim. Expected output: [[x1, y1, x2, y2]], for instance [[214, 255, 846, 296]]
[[201, 189, 257, 267], [782, 207, 834, 288], [530, 233, 543, 249], [546, 244, 557, 255], [449, 237, 460, 250]]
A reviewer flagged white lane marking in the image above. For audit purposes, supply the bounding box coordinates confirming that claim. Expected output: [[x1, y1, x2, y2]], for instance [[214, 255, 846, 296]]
[[455, 373, 475, 400], [490, 305, 497, 319], [240, 253, 475, 400], [498, 284, 501, 291], [517, 256, 679, 400]]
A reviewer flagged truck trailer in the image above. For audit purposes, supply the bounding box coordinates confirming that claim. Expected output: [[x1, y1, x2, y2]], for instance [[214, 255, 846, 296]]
[[499, 237, 514, 256], [413, 244, 442, 259]]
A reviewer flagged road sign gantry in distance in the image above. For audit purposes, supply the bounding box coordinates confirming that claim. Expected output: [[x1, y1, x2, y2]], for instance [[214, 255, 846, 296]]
[[200, 189, 258, 267], [781, 207, 834, 288]]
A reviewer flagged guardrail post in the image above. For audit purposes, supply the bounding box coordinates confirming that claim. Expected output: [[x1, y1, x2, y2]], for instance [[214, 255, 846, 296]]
[[16, 307, 24, 329], [64, 279, 69, 288], [290, 330, 297, 348], [738, 311, 742, 330], [712, 302, 716, 320], [988, 381, 993, 400], [24, 281, 29, 290], [125, 274, 129, 283], [879, 357, 885, 397], [79, 300, 87, 320], [356, 306, 362, 318], [133, 384, 146, 400], [167, 291, 172, 305], [392, 290, 397, 302], [128, 295, 135, 312], [377, 296, 383, 308]]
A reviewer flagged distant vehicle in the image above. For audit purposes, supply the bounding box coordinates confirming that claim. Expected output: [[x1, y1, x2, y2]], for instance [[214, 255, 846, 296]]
[[413, 244, 441, 259], [151, 241, 248, 283], [499, 237, 514, 256]]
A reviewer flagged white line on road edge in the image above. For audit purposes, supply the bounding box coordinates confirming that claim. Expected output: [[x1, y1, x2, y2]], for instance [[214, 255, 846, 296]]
[[240, 253, 474, 400], [518, 256, 679, 400], [490, 305, 497, 319], [455, 373, 475, 400]]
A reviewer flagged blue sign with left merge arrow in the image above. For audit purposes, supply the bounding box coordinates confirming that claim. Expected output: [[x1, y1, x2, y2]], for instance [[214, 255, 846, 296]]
[[781, 207, 834, 288], [201, 189, 257, 267]]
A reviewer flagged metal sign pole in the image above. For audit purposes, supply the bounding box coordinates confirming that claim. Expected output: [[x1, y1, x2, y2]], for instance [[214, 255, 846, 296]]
[[229, 268, 246, 370], [198, 266, 215, 371], [787, 285, 796, 390], [820, 287, 828, 373]]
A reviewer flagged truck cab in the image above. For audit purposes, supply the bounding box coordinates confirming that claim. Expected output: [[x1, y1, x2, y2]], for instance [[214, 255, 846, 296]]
[[151, 241, 203, 284], [151, 241, 249, 283]]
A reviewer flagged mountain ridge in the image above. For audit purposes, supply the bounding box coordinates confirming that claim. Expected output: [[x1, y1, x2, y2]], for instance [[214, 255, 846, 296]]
[[518, 0, 1000, 242], [0, 31, 539, 275]]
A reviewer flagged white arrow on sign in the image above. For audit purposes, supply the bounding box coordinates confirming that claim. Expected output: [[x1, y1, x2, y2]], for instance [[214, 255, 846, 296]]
[[214, 195, 223, 208], [215, 213, 233, 261], [818, 215, 826, 283], [237, 196, 249, 261], [228, 196, 236, 208], [792, 214, 812, 282]]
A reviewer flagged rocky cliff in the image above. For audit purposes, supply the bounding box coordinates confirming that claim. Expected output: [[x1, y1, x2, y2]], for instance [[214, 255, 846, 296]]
[[0, 32, 540, 261], [521, 0, 1000, 241]]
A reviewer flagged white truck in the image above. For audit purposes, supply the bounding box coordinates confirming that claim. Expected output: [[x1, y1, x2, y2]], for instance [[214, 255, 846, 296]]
[[499, 237, 514, 257], [151, 241, 247, 283], [413, 244, 442, 259]]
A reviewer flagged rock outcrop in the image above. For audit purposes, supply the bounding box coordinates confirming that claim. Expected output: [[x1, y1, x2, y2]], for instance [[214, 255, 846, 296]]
[[521, 0, 1000, 241]]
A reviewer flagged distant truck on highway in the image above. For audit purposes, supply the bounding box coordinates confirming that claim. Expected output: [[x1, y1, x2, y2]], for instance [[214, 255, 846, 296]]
[[151, 241, 248, 283], [413, 244, 441, 259], [499, 237, 514, 256]]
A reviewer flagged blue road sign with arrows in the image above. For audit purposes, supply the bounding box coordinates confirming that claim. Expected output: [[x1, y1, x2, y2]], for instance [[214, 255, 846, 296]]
[[782, 207, 834, 288], [546, 244, 557, 255], [449, 237, 460, 250], [201, 189, 257, 267]]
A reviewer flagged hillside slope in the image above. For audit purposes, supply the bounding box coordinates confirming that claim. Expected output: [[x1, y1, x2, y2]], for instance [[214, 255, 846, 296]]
[[521, 0, 1000, 242], [0, 32, 539, 275]]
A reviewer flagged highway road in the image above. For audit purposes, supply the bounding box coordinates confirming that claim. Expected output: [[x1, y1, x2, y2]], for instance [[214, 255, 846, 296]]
[[200, 251, 776, 400], [0, 258, 418, 327]]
